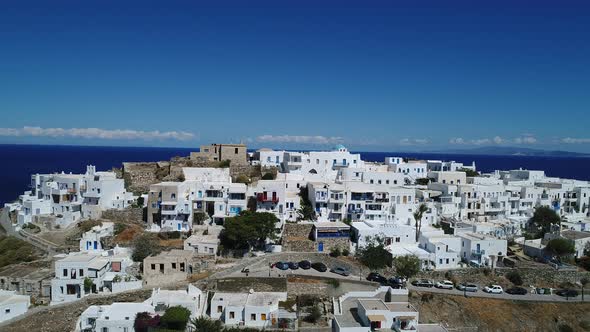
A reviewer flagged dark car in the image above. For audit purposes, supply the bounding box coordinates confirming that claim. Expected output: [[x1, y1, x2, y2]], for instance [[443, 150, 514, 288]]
[[288, 262, 299, 270], [505, 287, 528, 295], [367, 272, 388, 284], [388, 277, 405, 289], [411, 279, 434, 288], [330, 266, 350, 276], [275, 262, 289, 270], [299, 260, 311, 270], [556, 289, 579, 298], [311, 262, 328, 272]]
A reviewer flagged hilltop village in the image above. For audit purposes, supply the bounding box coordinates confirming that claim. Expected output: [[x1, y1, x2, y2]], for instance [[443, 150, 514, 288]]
[[1, 143, 589, 332]]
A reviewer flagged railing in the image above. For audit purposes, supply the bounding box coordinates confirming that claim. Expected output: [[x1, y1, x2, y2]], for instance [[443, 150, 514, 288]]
[[471, 249, 485, 256], [348, 208, 363, 214]]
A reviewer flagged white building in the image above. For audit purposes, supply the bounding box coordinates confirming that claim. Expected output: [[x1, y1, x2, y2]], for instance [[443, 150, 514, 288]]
[[282, 145, 364, 181], [77, 302, 155, 332], [457, 232, 507, 267], [184, 226, 221, 256], [0, 290, 30, 323], [333, 286, 446, 332], [210, 291, 287, 328], [51, 247, 135, 305], [80, 222, 114, 252], [147, 284, 207, 318], [419, 230, 462, 270]]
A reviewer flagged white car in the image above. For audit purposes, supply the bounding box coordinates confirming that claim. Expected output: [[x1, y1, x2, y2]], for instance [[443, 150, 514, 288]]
[[483, 285, 503, 294], [435, 280, 454, 289]]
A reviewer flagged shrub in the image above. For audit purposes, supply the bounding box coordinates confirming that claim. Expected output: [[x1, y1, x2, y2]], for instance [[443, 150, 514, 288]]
[[84, 277, 93, 293], [342, 248, 350, 256], [327, 279, 340, 288], [261, 173, 275, 180], [558, 324, 574, 332], [135, 312, 160, 332], [578, 256, 590, 271], [505, 270, 523, 285], [235, 174, 250, 184], [330, 247, 341, 257], [114, 223, 126, 236], [482, 268, 492, 276], [393, 255, 421, 279], [132, 233, 161, 262], [160, 306, 191, 330], [306, 302, 322, 323]]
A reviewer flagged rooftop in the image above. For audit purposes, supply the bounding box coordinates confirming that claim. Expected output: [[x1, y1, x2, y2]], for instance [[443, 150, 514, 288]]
[[561, 230, 590, 240]]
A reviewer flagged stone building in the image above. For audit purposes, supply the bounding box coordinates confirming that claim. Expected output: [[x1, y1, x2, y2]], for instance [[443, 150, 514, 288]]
[[143, 250, 200, 287], [190, 143, 248, 166], [0, 263, 53, 304]]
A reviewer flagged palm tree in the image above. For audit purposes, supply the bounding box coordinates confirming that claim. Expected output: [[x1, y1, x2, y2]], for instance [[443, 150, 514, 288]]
[[413, 203, 428, 242]]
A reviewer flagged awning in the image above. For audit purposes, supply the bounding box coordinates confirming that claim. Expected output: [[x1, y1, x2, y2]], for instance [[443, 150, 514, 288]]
[[367, 314, 386, 322]]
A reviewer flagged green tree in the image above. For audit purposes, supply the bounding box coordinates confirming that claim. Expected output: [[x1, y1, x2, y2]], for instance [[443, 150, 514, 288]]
[[190, 317, 223, 332], [160, 306, 191, 330], [530, 206, 561, 236], [393, 255, 421, 279], [505, 270, 523, 286], [83, 277, 93, 293], [459, 168, 480, 177], [132, 233, 161, 262], [247, 196, 257, 212], [297, 187, 316, 221], [307, 302, 322, 323], [220, 211, 279, 250], [357, 237, 392, 270], [136, 196, 145, 206], [330, 247, 341, 257], [413, 203, 428, 242], [193, 211, 209, 225], [235, 174, 250, 184], [546, 238, 575, 261], [261, 173, 275, 180]]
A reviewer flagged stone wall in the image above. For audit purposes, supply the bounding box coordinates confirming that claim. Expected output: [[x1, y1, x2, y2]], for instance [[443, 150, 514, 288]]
[[122, 162, 161, 193], [283, 224, 315, 252]]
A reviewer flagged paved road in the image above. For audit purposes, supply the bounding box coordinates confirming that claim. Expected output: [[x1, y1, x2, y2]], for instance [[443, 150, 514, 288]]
[[407, 284, 589, 303]]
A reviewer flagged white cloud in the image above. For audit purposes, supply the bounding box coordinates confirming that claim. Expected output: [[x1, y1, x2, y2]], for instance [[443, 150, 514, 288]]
[[256, 135, 344, 145], [493, 136, 505, 144], [0, 126, 195, 141], [514, 135, 537, 144], [399, 138, 429, 146], [560, 137, 590, 144], [449, 137, 490, 145]]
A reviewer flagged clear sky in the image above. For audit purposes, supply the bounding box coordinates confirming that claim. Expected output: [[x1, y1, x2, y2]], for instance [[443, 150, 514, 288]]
[[0, 1, 589, 152]]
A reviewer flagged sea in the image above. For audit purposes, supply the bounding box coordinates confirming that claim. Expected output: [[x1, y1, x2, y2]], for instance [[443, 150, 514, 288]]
[[1, 144, 589, 205]]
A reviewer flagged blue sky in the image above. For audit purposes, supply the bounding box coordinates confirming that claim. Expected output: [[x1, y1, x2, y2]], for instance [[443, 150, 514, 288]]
[[0, 1, 589, 152]]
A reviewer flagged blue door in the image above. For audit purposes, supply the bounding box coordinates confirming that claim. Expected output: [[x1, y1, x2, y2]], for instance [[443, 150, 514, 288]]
[[93, 241, 97, 250], [178, 223, 181, 231], [318, 242, 324, 252]]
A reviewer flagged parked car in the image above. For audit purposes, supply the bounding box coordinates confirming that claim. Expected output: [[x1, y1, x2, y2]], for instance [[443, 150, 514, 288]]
[[311, 262, 328, 272], [367, 272, 387, 284], [457, 283, 478, 292], [505, 287, 528, 295], [288, 262, 299, 270], [411, 279, 434, 288], [556, 289, 579, 298], [388, 277, 405, 289], [483, 285, 503, 294], [275, 262, 289, 270], [435, 280, 454, 290], [330, 266, 350, 276], [299, 260, 311, 270]]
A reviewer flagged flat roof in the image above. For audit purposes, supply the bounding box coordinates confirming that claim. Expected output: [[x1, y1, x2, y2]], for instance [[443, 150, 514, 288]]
[[385, 302, 417, 312], [314, 221, 350, 229], [561, 230, 590, 240], [359, 299, 388, 311]]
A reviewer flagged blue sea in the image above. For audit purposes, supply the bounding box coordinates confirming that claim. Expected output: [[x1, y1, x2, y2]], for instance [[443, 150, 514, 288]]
[[1, 144, 589, 205]]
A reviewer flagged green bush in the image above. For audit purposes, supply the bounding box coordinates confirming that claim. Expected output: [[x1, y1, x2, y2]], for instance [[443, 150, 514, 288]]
[[505, 270, 523, 285], [160, 306, 191, 330], [342, 248, 350, 256], [132, 233, 161, 262], [261, 173, 275, 180], [330, 247, 341, 257]]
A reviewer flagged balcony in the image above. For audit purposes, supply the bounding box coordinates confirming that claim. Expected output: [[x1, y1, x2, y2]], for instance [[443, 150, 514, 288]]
[[348, 208, 363, 214], [257, 193, 279, 204]]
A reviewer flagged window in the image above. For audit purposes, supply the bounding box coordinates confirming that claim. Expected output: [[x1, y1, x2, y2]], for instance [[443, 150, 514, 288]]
[[251, 314, 256, 321], [151, 264, 156, 270], [102, 328, 108, 332], [172, 263, 176, 269], [79, 269, 84, 277], [5, 309, 10, 314], [63, 269, 68, 277], [217, 306, 223, 313], [229, 311, 235, 319], [235, 148, 239, 154], [261, 313, 267, 320], [180, 263, 185, 272]]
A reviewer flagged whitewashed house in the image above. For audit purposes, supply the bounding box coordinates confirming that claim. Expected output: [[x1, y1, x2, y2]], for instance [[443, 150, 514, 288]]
[[210, 291, 287, 328], [0, 290, 30, 323], [457, 232, 507, 267], [80, 222, 114, 252], [77, 302, 154, 332]]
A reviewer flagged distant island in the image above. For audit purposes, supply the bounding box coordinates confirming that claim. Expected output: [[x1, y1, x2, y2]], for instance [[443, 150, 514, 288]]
[[429, 146, 590, 157]]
